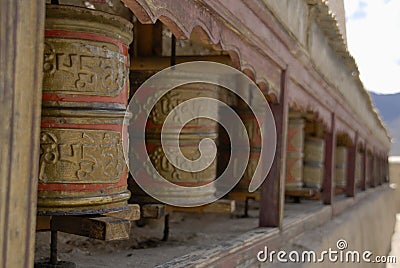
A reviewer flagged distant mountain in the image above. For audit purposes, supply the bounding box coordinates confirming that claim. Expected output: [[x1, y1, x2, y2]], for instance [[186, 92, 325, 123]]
[[370, 92, 400, 156]]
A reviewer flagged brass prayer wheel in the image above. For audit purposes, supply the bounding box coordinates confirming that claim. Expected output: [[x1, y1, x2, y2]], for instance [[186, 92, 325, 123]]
[[129, 83, 220, 203], [355, 150, 363, 188], [37, 5, 133, 215], [335, 146, 348, 188], [285, 113, 305, 189], [228, 96, 264, 193], [303, 136, 325, 189]]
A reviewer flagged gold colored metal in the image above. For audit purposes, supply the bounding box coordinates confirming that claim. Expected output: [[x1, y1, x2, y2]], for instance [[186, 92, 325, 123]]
[[43, 39, 127, 96], [285, 114, 305, 189], [303, 136, 325, 189], [335, 146, 348, 187], [38, 5, 133, 215], [130, 83, 220, 203], [39, 129, 125, 184]]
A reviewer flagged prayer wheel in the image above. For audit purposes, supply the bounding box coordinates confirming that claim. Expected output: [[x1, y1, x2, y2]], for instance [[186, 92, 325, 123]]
[[129, 83, 219, 203], [37, 5, 133, 215], [285, 113, 305, 189], [355, 150, 363, 188], [228, 96, 264, 193], [303, 137, 325, 189], [335, 146, 348, 188]]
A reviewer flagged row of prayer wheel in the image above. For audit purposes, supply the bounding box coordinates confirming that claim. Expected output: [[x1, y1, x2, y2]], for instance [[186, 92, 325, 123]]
[[38, 4, 223, 214], [284, 112, 364, 191], [37, 4, 365, 216], [285, 113, 327, 190]]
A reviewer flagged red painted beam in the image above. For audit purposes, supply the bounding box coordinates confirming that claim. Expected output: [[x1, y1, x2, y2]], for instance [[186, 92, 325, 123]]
[[323, 113, 336, 205], [259, 68, 288, 228]]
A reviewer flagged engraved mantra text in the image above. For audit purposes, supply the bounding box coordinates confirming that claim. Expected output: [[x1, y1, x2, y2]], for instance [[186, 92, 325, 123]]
[[43, 39, 127, 96], [39, 129, 125, 183]]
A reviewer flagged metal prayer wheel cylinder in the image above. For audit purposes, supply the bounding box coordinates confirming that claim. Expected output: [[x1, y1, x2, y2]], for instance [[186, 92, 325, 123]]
[[303, 136, 325, 189], [355, 151, 363, 188], [335, 146, 348, 188], [130, 83, 220, 203], [228, 96, 265, 193], [37, 5, 133, 215], [285, 113, 305, 189]]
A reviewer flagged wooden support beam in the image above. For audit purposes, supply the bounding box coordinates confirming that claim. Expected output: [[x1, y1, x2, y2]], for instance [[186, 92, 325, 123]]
[[322, 113, 336, 205], [167, 200, 235, 214], [51, 216, 131, 241], [141, 204, 167, 219], [134, 21, 163, 57], [37, 205, 140, 232], [346, 133, 358, 197], [259, 68, 288, 228], [0, 1, 45, 267], [130, 55, 232, 71], [36, 216, 52, 232], [103, 204, 141, 221]]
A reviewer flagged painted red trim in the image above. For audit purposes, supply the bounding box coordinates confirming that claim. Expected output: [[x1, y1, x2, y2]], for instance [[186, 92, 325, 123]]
[[45, 29, 129, 57], [40, 122, 123, 132], [42, 85, 128, 105]]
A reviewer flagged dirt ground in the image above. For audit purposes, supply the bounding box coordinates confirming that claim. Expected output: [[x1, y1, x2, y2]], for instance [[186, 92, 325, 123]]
[[35, 201, 260, 268]]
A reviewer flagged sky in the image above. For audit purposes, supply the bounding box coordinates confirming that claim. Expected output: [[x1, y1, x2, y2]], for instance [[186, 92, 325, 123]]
[[344, 0, 400, 94]]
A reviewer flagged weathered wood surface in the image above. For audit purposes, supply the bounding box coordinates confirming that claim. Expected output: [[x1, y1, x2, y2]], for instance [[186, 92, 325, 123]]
[[167, 200, 235, 214], [36, 204, 140, 232], [323, 113, 336, 205], [103, 204, 141, 221], [51, 216, 131, 241], [130, 55, 231, 70], [0, 1, 45, 267], [259, 69, 288, 228], [36, 216, 52, 232], [142, 204, 167, 219], [346, 134, 357, 197]]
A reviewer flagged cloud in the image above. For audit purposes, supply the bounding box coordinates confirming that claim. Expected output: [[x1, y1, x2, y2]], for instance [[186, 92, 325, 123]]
[[344, 0, 400, 94], [350, 10, 366, 20], [347, 0, 368, 20]]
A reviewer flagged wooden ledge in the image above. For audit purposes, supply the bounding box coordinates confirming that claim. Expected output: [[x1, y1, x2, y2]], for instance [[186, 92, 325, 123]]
[[51, 215, 131, 241], [167, 199, 236, 214], [141, 204, 167, 219]]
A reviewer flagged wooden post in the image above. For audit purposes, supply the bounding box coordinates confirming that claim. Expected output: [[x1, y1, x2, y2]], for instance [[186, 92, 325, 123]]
[[0, 1, 45, 267], [346, 133, 358, 197], [322, 113, 336, 205], [259, 68, 288, 228]]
